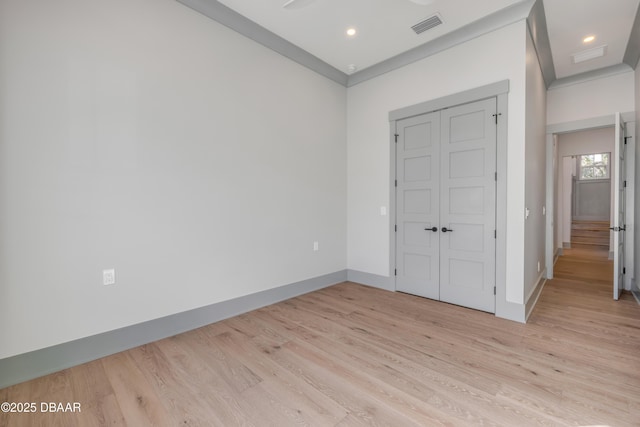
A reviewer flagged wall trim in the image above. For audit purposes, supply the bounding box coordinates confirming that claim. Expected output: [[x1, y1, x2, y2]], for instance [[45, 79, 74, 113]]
[[388, 80, 510, 121], [0, 270, 347, 389], [347, 270, 394, 292], [548, 64, 634, 90], [525, 271, 547, 321], [547, 112, 636, 135]]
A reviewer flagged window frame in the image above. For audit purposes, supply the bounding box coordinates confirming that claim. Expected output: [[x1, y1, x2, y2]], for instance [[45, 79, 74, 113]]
[[578, 152, 610, 181]]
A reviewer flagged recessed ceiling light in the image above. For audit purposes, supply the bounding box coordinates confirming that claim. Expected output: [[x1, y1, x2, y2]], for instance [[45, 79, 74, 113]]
[[346, 28, 357, 37], [583, 35, 596, 43]]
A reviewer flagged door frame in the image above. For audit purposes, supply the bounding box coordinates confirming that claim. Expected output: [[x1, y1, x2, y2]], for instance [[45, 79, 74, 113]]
[[388, 80, 509, 316], [545, 112, 636, 293]]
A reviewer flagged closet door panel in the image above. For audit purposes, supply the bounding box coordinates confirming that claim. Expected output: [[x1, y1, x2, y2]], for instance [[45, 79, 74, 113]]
[[439, 98, 497, 313], [395, 112, 440, 299]]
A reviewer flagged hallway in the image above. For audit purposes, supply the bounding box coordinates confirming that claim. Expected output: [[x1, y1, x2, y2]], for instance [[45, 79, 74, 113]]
[[532, 246, 635, 322]]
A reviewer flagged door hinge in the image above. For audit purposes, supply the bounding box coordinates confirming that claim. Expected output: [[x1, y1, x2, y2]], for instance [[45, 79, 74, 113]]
[[395, 268, 397, 276], [395, 224, 397, 232], [494, 230, 497, 239], [492, 113, 502, 124], [495, 172, 497, 181], [395, 179, 397, 187], [623, 267, 626, 274], [624, 136, 631, 144], [394, 134, 399, 143], [493, 286, 496, 295], [624, 180, 627, 188]]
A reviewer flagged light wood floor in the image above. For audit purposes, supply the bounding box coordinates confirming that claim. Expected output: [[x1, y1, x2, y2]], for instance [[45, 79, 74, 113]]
[[2, 248, 639, 426]]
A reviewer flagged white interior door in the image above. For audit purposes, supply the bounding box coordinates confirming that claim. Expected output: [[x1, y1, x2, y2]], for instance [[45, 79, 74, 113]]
[[396, 112, 441, 299], [612, 112, 626, 300], [439, 99, 497, 313]]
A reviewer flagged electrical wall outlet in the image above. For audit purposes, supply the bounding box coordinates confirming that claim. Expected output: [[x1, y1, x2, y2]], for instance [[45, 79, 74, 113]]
[[103, 269, 115, 286]]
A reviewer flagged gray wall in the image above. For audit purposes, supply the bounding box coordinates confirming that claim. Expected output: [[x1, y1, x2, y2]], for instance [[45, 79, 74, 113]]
[[0, 0, 347, 359], [523, 25, 548, 303], [573, 179, 611, 221]]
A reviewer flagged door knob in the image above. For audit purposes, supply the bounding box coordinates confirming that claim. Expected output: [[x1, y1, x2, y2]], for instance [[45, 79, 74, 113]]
[[441, 227, 453, 233], [425, 227, 438, 232]]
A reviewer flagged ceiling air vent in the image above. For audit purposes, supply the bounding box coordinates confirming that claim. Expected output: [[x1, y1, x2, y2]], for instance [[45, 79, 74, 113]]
[[411, 13, 443, 35], [571, 45, 607, 64]]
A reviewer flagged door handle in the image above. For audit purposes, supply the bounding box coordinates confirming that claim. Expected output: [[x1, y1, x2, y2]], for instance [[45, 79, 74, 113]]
[[425, 227, 438, 232], [441, 227, 453, 233]]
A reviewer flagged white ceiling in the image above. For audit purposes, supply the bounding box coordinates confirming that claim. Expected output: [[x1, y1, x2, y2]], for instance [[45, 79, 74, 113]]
[[217, 0, 523, 74], [213, 0, 640, 82], [544, 0, 640, 79]]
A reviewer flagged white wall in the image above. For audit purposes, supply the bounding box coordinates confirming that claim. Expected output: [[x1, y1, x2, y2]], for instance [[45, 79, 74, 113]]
[[347, 20, 529, 317], [558, 128, 616, 157], [547, 71, 635, 125], [559, 157, 575, 244], [0, 0, 347, 359], [523, 27, 548, 303]]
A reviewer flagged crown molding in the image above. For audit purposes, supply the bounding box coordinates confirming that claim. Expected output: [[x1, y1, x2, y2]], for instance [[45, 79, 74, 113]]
[[623, 1, 640, 69], [176, 0, 349, 86], [548, 63, 634, 90], [175, 0, 546, 88]]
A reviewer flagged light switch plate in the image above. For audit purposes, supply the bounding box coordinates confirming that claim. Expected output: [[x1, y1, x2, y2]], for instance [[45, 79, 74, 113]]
[[103, 269, 115, 286]]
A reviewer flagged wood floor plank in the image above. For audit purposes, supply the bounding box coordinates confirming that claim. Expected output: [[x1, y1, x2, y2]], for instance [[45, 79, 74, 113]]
[[2, 246, 639, 426], [67, 359, 127, 427], [101, 352, 173, 426]]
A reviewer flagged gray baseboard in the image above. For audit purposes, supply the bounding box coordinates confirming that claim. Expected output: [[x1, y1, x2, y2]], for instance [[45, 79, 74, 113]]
[[0, 270, 347, 389], [525, 271, 547, 321], [347, 269, 394, 291]]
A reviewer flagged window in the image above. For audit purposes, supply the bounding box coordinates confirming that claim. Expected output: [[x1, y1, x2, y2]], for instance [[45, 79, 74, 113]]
[[579, 153, 609, 180]]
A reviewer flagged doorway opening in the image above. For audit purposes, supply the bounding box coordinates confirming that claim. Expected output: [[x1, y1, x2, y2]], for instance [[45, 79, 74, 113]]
[[545, 113, 635, 301]]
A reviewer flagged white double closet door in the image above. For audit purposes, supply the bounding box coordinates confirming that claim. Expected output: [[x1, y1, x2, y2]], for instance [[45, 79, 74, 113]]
[[395, 98, 497, 313]]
